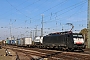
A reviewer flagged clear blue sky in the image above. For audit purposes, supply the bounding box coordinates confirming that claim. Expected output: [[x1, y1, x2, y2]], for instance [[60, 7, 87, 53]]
[[0, 0, 87, 40]]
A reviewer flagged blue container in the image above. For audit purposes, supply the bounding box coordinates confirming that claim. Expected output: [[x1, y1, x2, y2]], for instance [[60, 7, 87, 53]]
[[6, 40, 9, 44], [6, 40, 11, 44], [11, 40, 16, 44]]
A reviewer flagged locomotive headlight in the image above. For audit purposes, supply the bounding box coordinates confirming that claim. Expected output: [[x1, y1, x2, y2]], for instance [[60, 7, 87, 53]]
[[73, 38, 84, 44]]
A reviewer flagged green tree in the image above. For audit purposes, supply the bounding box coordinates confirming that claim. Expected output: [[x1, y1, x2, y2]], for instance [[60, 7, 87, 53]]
[[80, 28, 88, 46]]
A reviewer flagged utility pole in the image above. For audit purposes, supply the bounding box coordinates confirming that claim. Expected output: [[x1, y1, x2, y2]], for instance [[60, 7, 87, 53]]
[[30, 31, 32, 38], [41, 14, 44, 37], [35, 25, 38, 37], [32, 30, 35, 40], [87, 0, 90, 48], [10, 19, 12, 40]]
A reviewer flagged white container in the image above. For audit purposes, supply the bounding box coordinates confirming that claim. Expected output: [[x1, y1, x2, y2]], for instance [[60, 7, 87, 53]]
[[22, 37, 32, 45], [20, 38, 23, 45]]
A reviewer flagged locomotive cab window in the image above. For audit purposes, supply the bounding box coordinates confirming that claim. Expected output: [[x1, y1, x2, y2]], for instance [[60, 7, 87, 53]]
[[73, 34, 83, 38], [78, 35, 83, 38]]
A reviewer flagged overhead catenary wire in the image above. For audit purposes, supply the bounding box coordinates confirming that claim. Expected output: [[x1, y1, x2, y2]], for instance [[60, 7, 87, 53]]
[[43, 0, 87, 23], [16, 0, 29, 7], [35, 1, 87, 27], [42, 3, 87, 33], [4, 0, 48, 27], [30, 0, 87, 24], [21, 0, 41, 9], [2, 0, 87, 27], [2, 0, 87, 23], [0, 0, 87, 39], [1, 0, 41, 20], [30, 0, 68, 22], [5, 0, 29, 18], [4, 0, 85, 24], [13, 0, 68, 27], [0, 0, 29, 19]]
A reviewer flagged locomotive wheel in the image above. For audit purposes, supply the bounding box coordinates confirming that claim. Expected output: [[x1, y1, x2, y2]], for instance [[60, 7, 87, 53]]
[[67, 48, 74, 52]]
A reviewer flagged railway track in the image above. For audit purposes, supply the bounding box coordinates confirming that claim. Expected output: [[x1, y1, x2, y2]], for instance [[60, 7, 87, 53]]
[[3, 45, 90, 60], [11, 48, 62, 59]]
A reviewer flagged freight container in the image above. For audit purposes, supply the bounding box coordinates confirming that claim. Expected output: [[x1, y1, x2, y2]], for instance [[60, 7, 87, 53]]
[[6, 40, 9, 44], [23, 37, 32, 45], [17, 39, 21, 45], [11, 40, 16, 45], [21, 37, 32, 46], [6, 40, 11, 44], [20, 38, 23, 45]]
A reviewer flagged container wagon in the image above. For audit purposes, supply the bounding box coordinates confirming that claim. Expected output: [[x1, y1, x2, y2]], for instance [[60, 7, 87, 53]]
[[17, 39, 21, 45], [11, 40, 16, 45], [6, 40, 11, 45], [20, 37, 32, 47]]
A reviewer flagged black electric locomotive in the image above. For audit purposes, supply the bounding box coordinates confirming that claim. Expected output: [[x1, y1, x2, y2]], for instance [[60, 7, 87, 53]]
[[43, 31, 86, 51]]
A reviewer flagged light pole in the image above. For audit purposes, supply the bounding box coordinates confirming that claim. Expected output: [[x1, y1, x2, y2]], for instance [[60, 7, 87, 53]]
[[35, 25, 38, 37], [41, 14, 44, 37], [87, 0, 90, 48], [9, 19, 16, 40]]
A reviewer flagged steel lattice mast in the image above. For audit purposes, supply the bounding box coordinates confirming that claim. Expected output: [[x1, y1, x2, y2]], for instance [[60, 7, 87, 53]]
[[88, 0, 90, 48]]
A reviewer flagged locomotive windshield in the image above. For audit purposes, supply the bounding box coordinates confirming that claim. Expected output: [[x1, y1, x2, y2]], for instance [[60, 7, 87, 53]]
[[73, 34, 83, 38]]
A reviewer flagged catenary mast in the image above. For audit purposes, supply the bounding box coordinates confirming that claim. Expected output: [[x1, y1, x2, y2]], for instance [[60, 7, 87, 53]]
[[88, 0, 90, 48]]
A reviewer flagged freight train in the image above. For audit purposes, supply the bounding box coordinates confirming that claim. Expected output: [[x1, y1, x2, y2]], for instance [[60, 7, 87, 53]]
[[43, 31, 86, 51], [6, 31, 86, 51]]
